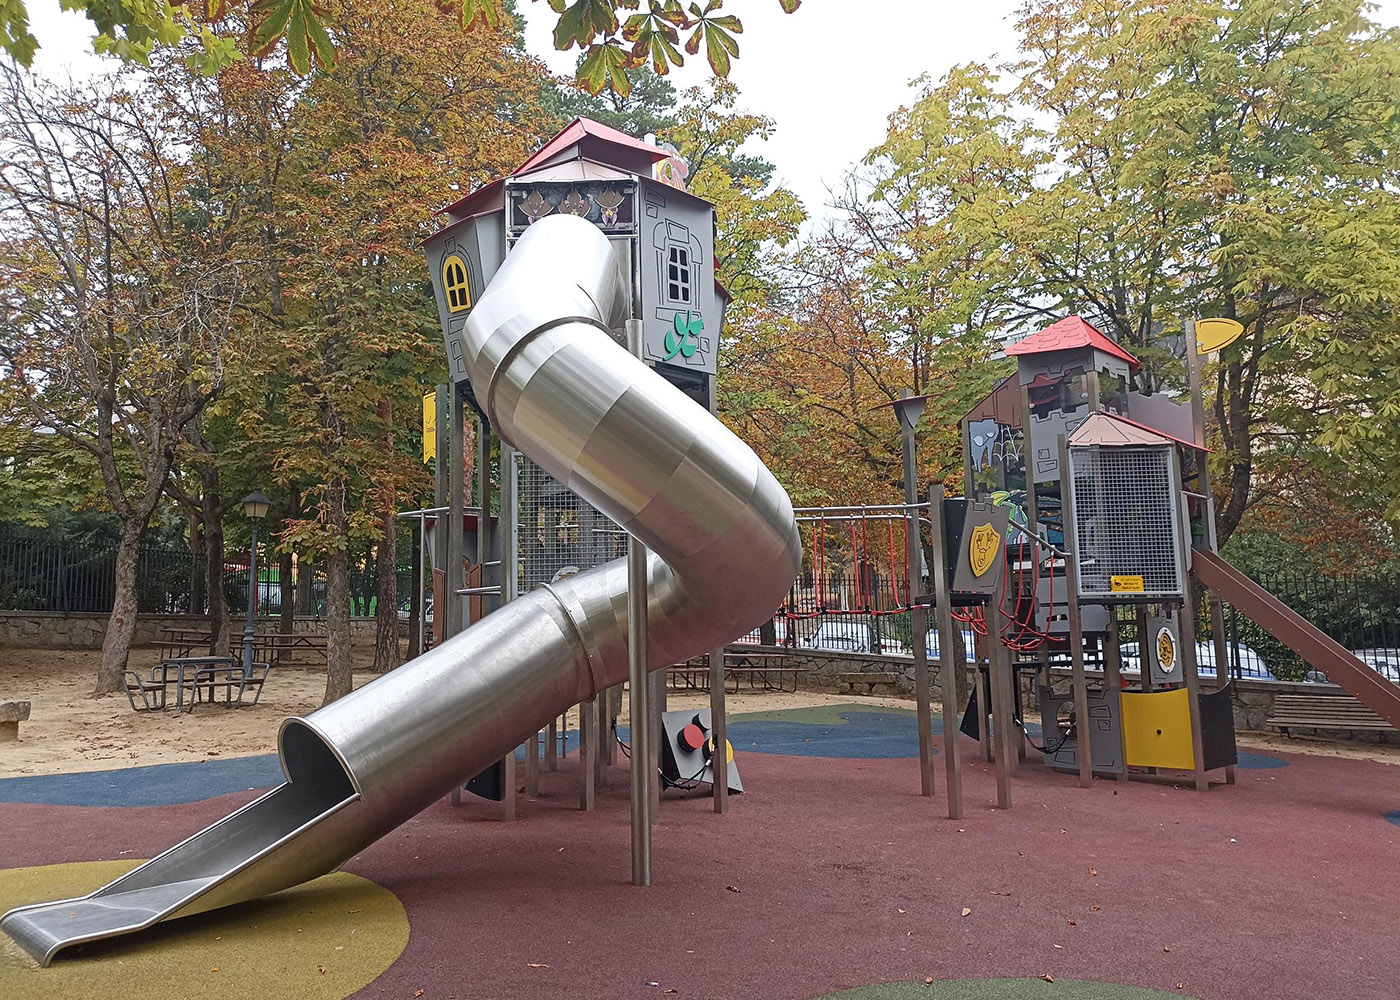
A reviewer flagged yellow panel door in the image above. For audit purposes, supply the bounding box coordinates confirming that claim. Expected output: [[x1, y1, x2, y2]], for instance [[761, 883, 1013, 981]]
[[1119, 688, 1195, 770]]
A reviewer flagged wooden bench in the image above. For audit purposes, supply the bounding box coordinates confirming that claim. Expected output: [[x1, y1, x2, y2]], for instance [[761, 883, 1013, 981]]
[[839, 671, 901, 695], [1266, 693, 1395, 736], [0, 700, 31, 741]]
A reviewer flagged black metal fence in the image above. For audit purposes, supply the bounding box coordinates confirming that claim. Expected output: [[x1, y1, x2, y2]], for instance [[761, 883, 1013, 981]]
[[1220, 573, 1400, 683], [0, 529, 197, 614], [1, 529, 418, 619]]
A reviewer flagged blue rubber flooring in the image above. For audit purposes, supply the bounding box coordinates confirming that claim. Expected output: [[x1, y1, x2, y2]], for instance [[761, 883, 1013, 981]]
[[0, 755, 284, 807], [1237, 752, 1288, 769]]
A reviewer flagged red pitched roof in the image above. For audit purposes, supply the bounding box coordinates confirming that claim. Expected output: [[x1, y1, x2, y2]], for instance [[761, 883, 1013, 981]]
[[436, 117, 666, 221], [1006, 315, 1139, 370], [517, 117, 668, 174]]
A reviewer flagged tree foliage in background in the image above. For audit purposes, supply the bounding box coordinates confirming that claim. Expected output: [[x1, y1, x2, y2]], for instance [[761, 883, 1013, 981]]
[[0, 65, 244, 694], [149, 0, 554, 702], [1, 0, 799, 89]]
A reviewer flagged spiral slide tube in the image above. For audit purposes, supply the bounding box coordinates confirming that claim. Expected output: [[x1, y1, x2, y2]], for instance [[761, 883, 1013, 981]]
[[2, 215, 802, 966]]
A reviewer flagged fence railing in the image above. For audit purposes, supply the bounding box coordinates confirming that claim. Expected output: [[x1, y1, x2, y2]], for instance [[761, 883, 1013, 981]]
[[0, 530, 419, 619]]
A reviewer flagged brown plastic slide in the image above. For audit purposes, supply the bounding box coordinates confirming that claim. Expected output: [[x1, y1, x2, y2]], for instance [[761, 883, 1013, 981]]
[[1191, 548, 1400, 728]]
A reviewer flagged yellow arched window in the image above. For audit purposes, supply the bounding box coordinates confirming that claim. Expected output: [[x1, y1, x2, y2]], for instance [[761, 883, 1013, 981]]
[[442, 254, 471, 313]]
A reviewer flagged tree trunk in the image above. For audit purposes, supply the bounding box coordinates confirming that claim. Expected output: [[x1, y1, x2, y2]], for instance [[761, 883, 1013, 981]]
[[323, 544, 353, 704], [372, 395, 399, 672], [94, 519, 145, 696], [190, 514, 206, 618], [203, 478, 230, 657], [295, 557, 314, 615], [279, 548, 295, 634], [373, 524, 399, 672]]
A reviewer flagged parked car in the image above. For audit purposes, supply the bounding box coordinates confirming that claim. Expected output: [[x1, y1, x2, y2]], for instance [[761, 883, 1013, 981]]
[[924, 629, 979, 662], [1117, 640, 1275, 680], [805, 621, 885, 654], [1305, 648, 1400, 685]]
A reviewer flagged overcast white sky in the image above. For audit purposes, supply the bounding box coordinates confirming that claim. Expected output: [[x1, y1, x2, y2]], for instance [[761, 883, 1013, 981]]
[[26, 0, 1400, 223]]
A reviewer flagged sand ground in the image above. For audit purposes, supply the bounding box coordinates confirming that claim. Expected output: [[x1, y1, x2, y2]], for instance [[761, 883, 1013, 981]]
[[0, 647, 1394, 779]]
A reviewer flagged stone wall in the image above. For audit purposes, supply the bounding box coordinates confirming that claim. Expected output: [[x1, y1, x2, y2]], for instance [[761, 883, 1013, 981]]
[[0, 611, 393, 651], [732, 644, 1398, 744]]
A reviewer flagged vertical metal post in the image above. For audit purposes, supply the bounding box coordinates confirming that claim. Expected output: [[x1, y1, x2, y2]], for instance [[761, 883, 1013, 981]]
[[1058, 433, 1094, 788], [625, 317, 652, 886], [1187, 320, 1237, 785], [896, 395, 934, 798], [447, 391, 466, 639], [709, 646, 728, 813], [604, 686, 620, 766], [649, 651, 665, 818], [594, 694, 609, 788], [545, 718, 558, 771], [416, 516, 427, 656], [579, 695, 596, 810], [1173, 460, 1210, 793], [1104, 607, 1129, 782], [241, 521, 258, 676], [987, 563, 1016, 807], [929, 485, 963, 818]]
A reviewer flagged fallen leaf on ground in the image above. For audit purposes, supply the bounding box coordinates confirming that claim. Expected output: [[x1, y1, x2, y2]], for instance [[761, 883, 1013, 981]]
[[1088, 867, 1098, 876], [1053, 945, 1063, 950], [1042, 975, 1055, 983], [527, 963, 550, 968], [960, 908, 972, 917], [727, 885, 741, 893], [897, 908, 906, 914], [924, 977, 934, 985], [1163, 947, 1171, 953]]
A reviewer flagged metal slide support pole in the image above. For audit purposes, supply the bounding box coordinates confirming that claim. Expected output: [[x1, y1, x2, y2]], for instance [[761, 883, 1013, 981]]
[[545, 719, 558, 771], [448, 392, 466, 639], [1104, 608, 1129, 782], [477, 421, 515, 822], [1172, 457, 1210, 793], [900, 417, 934, 798], [594, 694, 609, 788], [445, 390, 467, 809], [1058, 434, 1094, 788], [987, 563, 1015, 807], [928, 485, 963, 818], [649, 669, 666, 818], [625, 317, 652, 885], [579, 694, 596, 810], [709, 646, 728, 813], [1187, 322, 1238, 786]]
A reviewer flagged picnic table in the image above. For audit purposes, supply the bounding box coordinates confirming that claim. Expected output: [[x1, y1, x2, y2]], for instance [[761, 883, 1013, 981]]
[[667, 650, 803, 694], [158, 628, 327, 666], [123, 656, 274, 713]]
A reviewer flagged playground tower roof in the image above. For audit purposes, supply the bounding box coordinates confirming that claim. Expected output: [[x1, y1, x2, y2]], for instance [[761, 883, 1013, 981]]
[[1006, 315, 1139, 370]]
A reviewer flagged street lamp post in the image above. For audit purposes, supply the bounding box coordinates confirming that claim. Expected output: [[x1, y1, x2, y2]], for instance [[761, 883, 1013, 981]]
[[241, 491, 271, 676]]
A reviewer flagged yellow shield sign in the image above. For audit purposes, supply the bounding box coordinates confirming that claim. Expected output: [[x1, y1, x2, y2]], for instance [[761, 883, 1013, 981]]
[[968, 522, 1001, 578]]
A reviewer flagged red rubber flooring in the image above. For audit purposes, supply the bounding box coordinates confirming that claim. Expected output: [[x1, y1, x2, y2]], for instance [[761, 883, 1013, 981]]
[[3, 739, 1398, 999]]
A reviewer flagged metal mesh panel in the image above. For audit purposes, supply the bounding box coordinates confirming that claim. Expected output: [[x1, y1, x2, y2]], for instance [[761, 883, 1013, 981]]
[[513, 454, 627, 592], [1068, 444, 1184, 599]]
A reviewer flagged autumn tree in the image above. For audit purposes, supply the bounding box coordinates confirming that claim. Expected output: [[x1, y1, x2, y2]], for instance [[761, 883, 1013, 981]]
[[154, 0, 555, 703], [0, 65, 242, 694]]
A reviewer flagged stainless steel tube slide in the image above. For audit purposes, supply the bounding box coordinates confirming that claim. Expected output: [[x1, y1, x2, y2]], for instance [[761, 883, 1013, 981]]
[[2, 214, 801, 965]]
